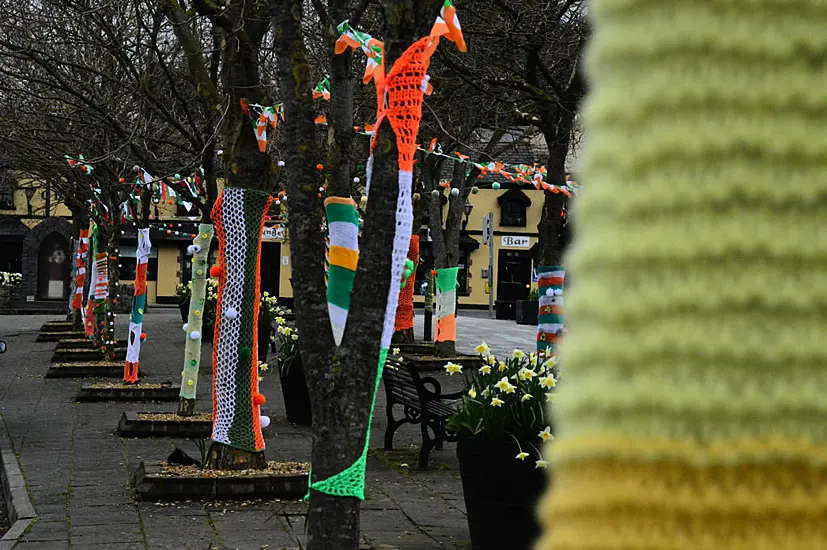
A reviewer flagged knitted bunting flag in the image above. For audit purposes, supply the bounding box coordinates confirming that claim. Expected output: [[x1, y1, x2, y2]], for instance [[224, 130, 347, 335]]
[[210, 188, 273, 453], [325, 197, 360, 345], [435, 267, 459, 344], [537, 267, 565, 354], [123, 228, 151, 383]]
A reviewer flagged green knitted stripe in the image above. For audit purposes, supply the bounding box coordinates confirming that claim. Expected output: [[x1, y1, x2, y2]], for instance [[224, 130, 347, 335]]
[[130, 294, 147, 325], [326, 202, 360, 225], [435, 267, 459, 292], [228, 189, 271, 452], [538, 313, 564, 325], [327, 265, 356, 310]]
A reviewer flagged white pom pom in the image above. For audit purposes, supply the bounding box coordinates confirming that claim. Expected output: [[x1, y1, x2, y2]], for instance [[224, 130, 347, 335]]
[[260, 415, 271, 428], [450, 188, 460, 196], [554, 288, 563, 296], [353, 176, 360, 183], [189, 330, 201, 340], [225, 307, 238, 319], [182, 323, 189, 332], [191, 244, 201, 253], [186, 245, 196, 255], [277, 160, 285, 167], [545, 289, 553, 296]]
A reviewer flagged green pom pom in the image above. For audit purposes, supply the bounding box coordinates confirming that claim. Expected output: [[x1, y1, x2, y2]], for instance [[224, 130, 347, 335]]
[[238, 346, 252, 361], [404, 259, 414, 270], [492, 182, 501, 190], [403, 269, 412, 279]]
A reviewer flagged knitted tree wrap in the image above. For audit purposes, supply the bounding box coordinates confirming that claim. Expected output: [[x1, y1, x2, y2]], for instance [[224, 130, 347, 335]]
[[394, 235, 420, 332], [538, 2, 827, 548], [123, 228, 151, 383], [179, 224, 214, 400], [536, 267, 564, 354], [211, 188, 273, 453], [92, 252, 108, 313], [325, 197, 360, 346], [71, 229, 89, 310], [435, 267, 458, 344], [84, 224, 98, 338]]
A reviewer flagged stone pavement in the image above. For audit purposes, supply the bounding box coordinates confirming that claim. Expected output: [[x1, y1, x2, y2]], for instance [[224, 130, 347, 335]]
[[0, 309, 536, 550]]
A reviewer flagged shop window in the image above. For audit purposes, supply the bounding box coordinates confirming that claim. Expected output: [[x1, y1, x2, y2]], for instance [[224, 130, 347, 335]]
[[497, 187, 531, 227]]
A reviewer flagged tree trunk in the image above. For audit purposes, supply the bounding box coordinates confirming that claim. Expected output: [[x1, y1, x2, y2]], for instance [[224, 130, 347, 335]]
[[178, 224, 215, 416], [205, 440, 267, 470]]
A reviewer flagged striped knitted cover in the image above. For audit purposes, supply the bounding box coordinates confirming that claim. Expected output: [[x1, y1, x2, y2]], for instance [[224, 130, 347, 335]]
[[179, 224, 215, 401], [434, 267, 458, 344], [537, 2, 827, 549], [123, 228, 151, 383], [211, 188, 273, 453], [394, 235, 420, 332], [92, 252, 108, 312], [71, 229, 89, 310], [536, 267, 564, 354], [83, 224, 98, 338], [325, 197, 360, 346]]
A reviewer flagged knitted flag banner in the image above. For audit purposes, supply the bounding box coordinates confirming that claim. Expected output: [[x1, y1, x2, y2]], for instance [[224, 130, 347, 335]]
[[435, 267, 459, 344], [123, 228, 151, 383], [71, 229, 89, 310], [84, 224, 98, 338], [179, 224, 215, 401], [536, 267, 564, 354], [394, 235, 420, 332], [210, 188, 273, 453], [325, 197, 360, 345]]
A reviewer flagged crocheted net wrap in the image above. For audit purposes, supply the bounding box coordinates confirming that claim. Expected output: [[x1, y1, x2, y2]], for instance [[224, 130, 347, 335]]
[[435, 267, 458, 343], [211, 188, 273, 453], [537, 1, 827, 548], [536, 267, 564, 354], [394, 235, 420, 332], [179, 224, 215, 400], [124, 228, 151, 383]]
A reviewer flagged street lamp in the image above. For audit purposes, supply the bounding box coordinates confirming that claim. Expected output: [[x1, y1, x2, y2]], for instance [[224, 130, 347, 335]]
[[462, 198, 473, 229], [24, 186, 35, 216]]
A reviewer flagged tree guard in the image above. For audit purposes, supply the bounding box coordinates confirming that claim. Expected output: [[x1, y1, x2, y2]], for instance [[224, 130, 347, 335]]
[[537, 267, 565, 355], [123, 229, 151, 383], [179, 224, 215, 402], [325, 197, 360, 345], [394, 235, 420, 333], [435, 267, 459, 344], [72, 229, 89, 311], [211, 188, 273, 453]]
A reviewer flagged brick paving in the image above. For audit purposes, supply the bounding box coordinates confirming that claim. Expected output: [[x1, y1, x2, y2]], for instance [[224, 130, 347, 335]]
[[0, 309, 536, 550]]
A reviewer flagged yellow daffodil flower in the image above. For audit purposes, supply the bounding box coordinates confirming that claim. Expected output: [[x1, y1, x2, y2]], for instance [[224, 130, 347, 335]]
[[481, 387, 491, 397], [518, 367, 536, 381], [498, 361, 507, 371], [535, 460, 549, 469], [468, 387, 477, 398], [444, 362, 462, 375], [392, 347, 400, 355], [474, 342, 490, 355], [546, 393, 554, 402], [495, 376, 516, 394], [516, 452, 529, 460], [539, 426, 553, 442], [539, 374, 557, 389], [529, 354, 538, 368], [521, 393, 533, 402], [486, 354, 496, 366], [479, 365, 492, 375], [513, 349, 525, 359], [490, 397, 504, 407]]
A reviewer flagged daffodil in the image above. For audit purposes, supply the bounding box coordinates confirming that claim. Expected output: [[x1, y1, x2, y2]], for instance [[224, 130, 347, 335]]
[[479, 365, 492, 375], [274, 316, 286, 325], [539, 374, 557, 389], [498, 361, 507, 372], [516, 452, 529, 460], [529, 354, 538, 368], [474, 342, 490, 356], [521, 393, 533, 402], [535, 460, 549, 469], [486, 354, 496, 366], [481, 387, 491, 398], [539, 426, 553, 442], [392, 347, 400, 356], [259, 363, 269, 372], [513, 349, 526, 360], [444, 362, 462, 375], [494, 376, 515, 393], [518, 367, 536, 381], [546, 393, 554, 403], [291, 334, 298, 341], [490, 397, 504, 407], [468, 387, 477, 398]]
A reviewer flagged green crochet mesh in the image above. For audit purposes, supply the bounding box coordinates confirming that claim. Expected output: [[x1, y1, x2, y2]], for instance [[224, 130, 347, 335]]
[[306, 347, 388, 500]]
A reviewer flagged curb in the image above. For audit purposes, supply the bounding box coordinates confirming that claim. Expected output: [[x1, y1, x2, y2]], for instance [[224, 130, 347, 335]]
[[0, 415, 36, 550]]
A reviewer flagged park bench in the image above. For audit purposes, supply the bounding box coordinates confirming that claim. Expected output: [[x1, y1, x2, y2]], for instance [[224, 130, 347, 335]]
[[382, 357, 465, 470]]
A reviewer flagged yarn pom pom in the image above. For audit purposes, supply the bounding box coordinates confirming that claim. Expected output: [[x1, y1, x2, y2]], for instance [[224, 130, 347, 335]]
[[224, 307, 239, 320], [140, 333, 147, 341], [182, 323, 189, 332], [253, 393, 267, 406], [554, 288, 563, 296], [353, 176, 360, 183], [471, 186, 479, 194], [189, 330, 201, 340], [546, 288, 554, 296], [260, 415, 271, 428], [404, 259, 415, 271], [492, 182, 501, 190], [209, 265, 221, 278], [277, 160, 285, 167], [238, 346, 252, 360], [431, 189, 440, 197], [450, 188, 460, 196]]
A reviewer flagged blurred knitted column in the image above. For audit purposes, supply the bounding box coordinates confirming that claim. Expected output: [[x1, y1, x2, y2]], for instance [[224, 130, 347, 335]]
[[393, 235, 420, 343], [434, 267, 458, 356], [123, 228, 151, 383], [536, 267, 564, 355], [537, 1, 827, 549], [91, 250, 108, 350], [209, 188, 273, 459], [71, 228, 89, 329], [178, 224, 215, 416], [84, 223, 98, 339]]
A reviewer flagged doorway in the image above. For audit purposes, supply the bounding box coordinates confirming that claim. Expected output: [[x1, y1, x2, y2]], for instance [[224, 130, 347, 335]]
[[496, 249, 531, 318], [38, 232, 71, 300], [260, 242, 281, 298]]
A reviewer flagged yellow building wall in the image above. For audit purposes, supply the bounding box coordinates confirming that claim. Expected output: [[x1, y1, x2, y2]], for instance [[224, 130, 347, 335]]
[[156, 245, 182, 299], [2, 186, 72, 218]]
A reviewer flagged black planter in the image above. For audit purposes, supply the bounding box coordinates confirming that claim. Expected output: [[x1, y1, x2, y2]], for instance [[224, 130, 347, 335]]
[[278, 357, 312, 426], [457, 438, 547, 550], [257, 322, 273, 362], [515, 300, 538, 325], [495, 300, 515, 320], [178, 299, 189, 323]]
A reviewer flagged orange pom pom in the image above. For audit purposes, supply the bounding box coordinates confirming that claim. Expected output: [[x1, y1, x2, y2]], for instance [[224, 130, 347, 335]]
[[431, 270, 438, 276], [209, 265, 222, 278], [140, 333, 147, 341], [253, 393, 266, 406], [316, 164, 324, 171]]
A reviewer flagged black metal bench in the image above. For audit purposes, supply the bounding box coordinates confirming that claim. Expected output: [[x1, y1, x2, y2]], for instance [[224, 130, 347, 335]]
[[382, 357, 464, 470]]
